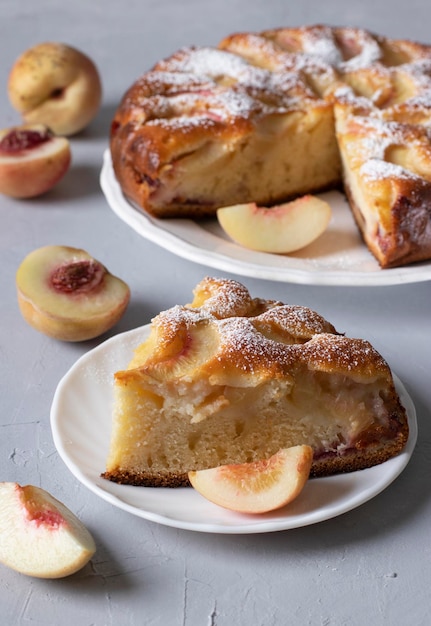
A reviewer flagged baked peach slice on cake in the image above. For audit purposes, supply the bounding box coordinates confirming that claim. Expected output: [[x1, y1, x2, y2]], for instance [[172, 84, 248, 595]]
[[217, 195, 332, 253], [0, 482, 96, 578], [16, 245, 130, 341], [188, 446, 313, 514], [8, 42, 102, 136], [0, 124, 71, 198]]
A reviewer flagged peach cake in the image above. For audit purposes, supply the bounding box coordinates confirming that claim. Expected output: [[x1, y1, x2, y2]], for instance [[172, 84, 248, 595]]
[[110, 25, 431, 269], [102, 277, 409, 487]]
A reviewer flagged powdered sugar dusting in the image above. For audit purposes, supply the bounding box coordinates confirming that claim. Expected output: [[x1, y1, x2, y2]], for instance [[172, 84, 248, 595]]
[[125, 26, 431, 146], [301, 333, 388, 375], [148, 277, 389, 378], [255, 304, 337, 341], [360, 158, 417, 181], [192, 276, 254, 318], [160, 46, 255, 82], [151, 46, 320, 123], [302, 27, 344, 67], [355, 118, 405, 159], [122, 27, 431, 141], [217, 316, 292, 373], [142, 70, 213, 92], [339, 28, 383, 71], [402, 92, 431, 109]]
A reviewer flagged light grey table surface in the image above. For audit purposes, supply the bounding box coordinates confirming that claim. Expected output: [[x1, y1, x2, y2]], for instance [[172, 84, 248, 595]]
[[1, 1, 430, 624]]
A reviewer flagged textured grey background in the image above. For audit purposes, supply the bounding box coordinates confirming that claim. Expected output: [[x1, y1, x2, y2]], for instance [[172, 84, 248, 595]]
[[0, 1, 430, 624]]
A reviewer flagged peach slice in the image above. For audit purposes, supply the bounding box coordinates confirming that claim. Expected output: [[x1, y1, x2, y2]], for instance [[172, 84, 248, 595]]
[[16, 245, 130, 342], [188, 445, 313, 514], [8, 42, 102, 136], [217, 195, 332, 253], [0, 124, 71, 198], [0, 482, 96, 578]]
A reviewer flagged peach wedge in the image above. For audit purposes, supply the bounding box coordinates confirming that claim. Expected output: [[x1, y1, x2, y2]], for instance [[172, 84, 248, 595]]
[[16, 245, 130, 341], [217, 195, 332, 253], [0, 482, 96, 578], [188, 445, 313, 514]]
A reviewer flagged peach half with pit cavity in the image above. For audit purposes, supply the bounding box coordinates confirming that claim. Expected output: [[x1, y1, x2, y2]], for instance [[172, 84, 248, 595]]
[[16, 245, 130, 341], [0, 124, 71, 198]]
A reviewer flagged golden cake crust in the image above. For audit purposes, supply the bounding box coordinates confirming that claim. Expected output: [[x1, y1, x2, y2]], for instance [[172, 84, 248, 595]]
[[103, 277, 409, 487], [110, 25, 431, 268]]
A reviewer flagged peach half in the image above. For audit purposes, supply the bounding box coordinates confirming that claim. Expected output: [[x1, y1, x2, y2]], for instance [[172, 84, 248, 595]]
[[217, 195, 332, 253], [0, 124, 71, 198], [0, 482, 96, 578], [188, 445, 313, 514], [8, 42, 102, 136], [16, 245, 130, 342]]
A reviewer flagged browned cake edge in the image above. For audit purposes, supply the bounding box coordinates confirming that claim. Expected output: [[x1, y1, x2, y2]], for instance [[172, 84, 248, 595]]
[[344, 181, 431, 269], [124, 180, 343, 220]]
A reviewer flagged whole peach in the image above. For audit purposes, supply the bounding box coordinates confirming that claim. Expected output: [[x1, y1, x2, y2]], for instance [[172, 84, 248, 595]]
[[8, 42, 102, 136]]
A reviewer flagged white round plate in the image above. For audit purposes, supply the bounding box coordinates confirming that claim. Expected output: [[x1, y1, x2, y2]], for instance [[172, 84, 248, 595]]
[[100, 149, 431, 286], [51, 324, 417, 534]]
